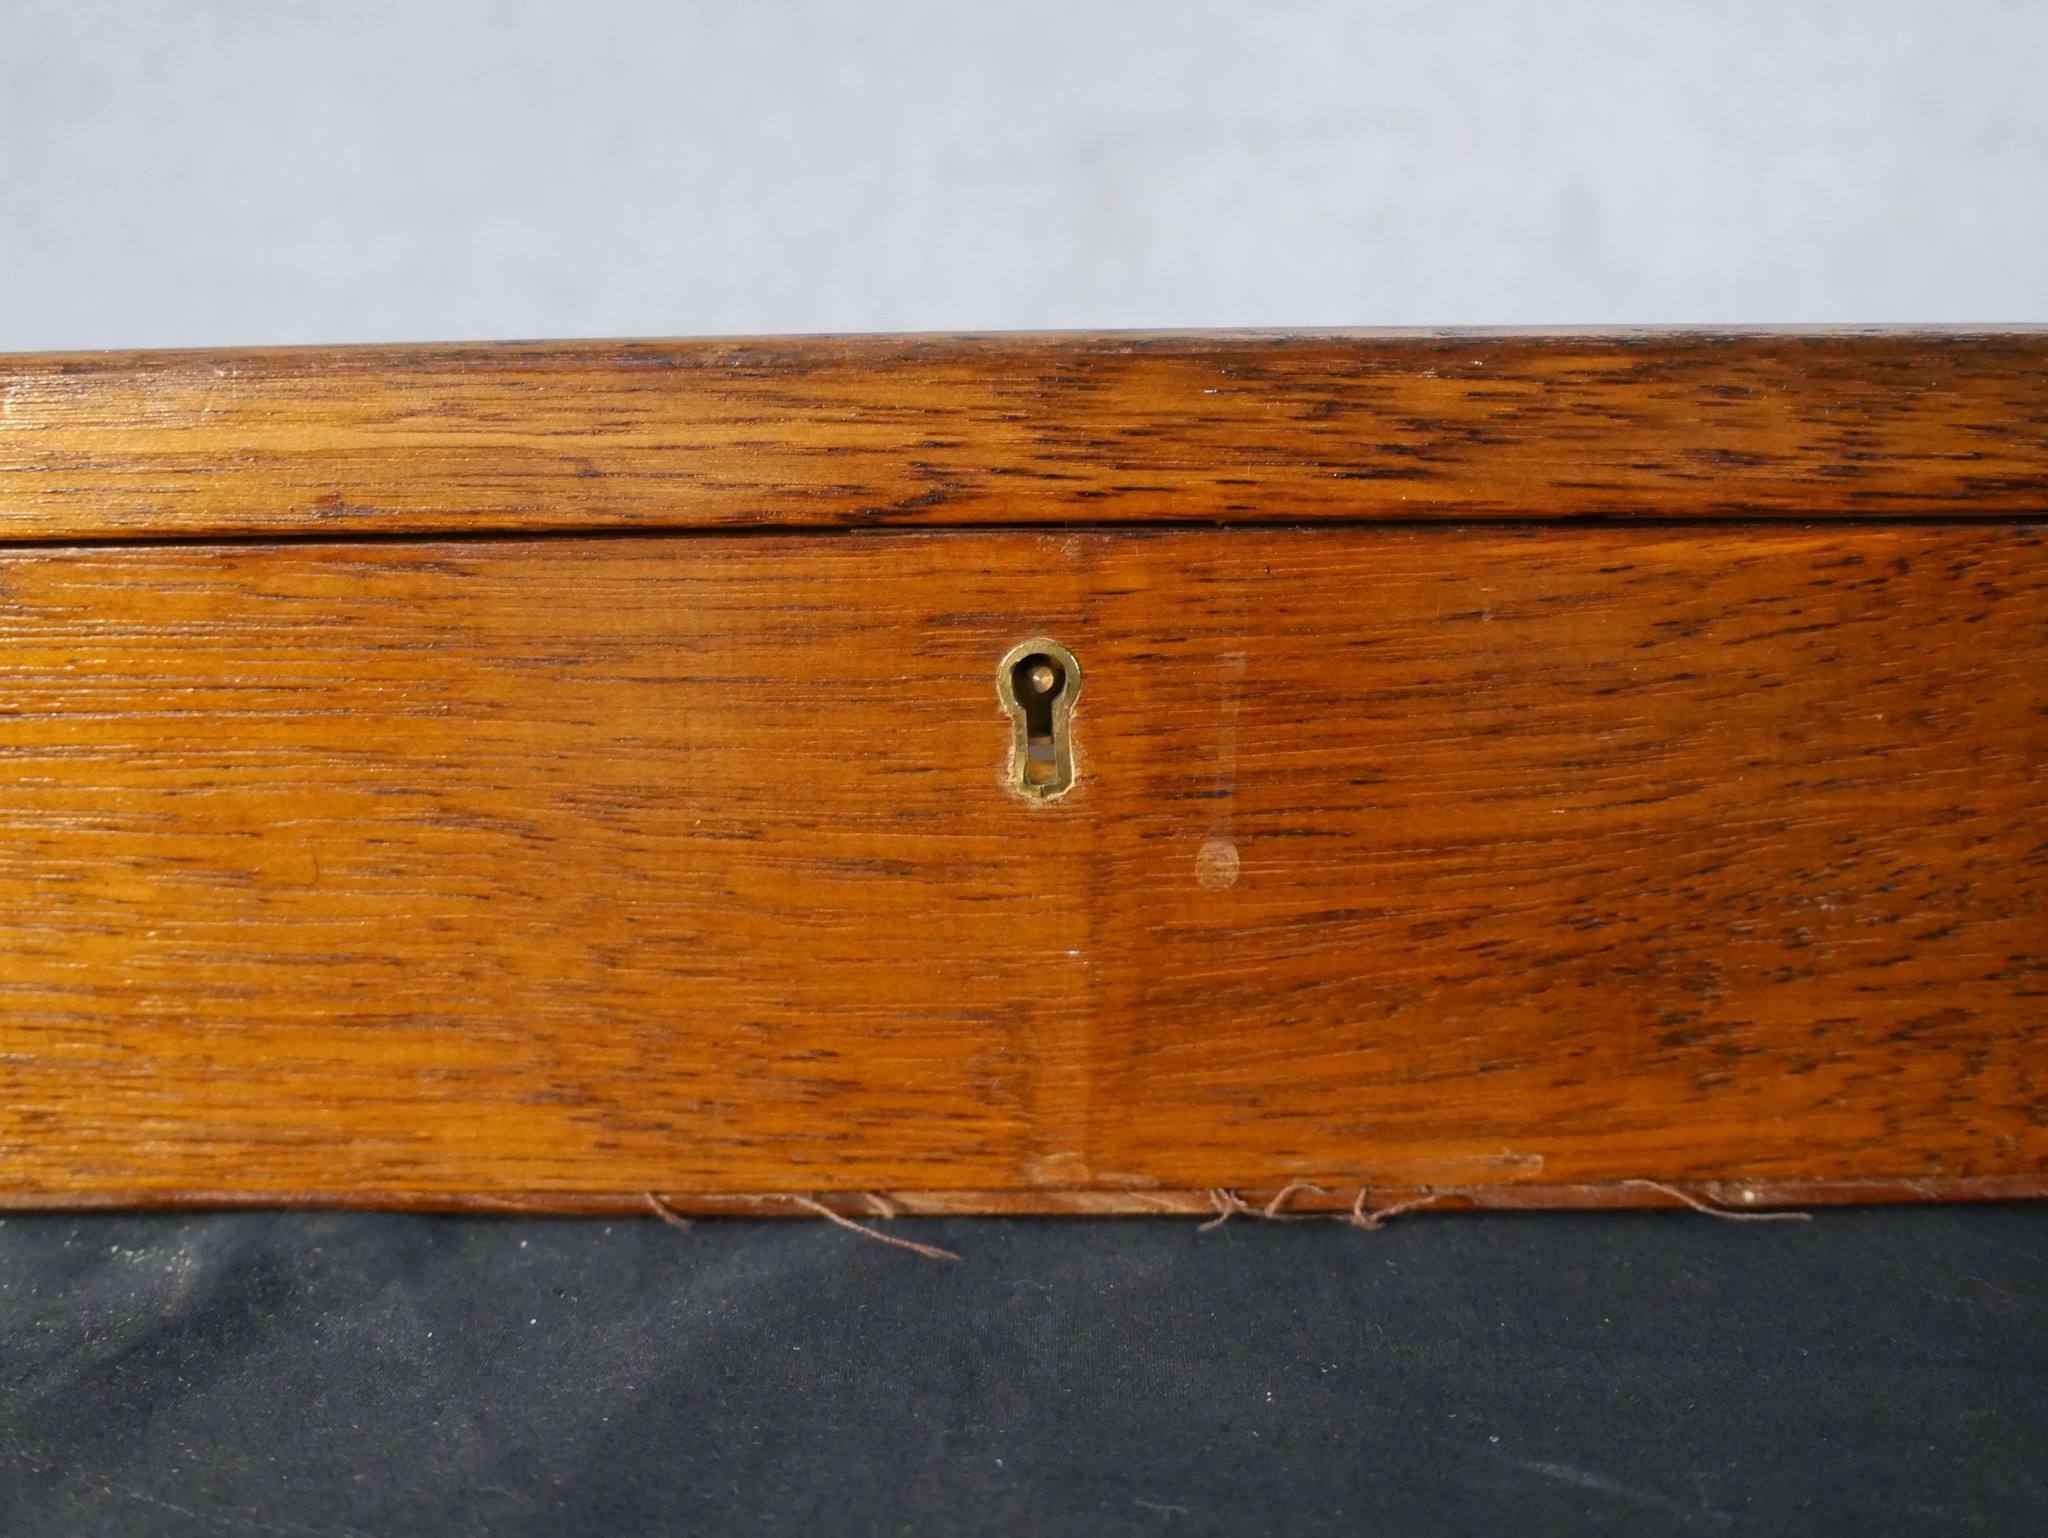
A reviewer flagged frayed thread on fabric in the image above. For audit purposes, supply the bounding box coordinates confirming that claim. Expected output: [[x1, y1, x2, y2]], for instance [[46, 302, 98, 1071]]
[[1626, 1179, 1811, 1222], [1201, 1185, 1444, 1233], [643, 1193, 692, 1230], [1262, 1180, 1326, 1218], [786, 1194, 963, 1262], [1342, 1189, 1447, 1230], [1199, 1188, 1256, 1232]]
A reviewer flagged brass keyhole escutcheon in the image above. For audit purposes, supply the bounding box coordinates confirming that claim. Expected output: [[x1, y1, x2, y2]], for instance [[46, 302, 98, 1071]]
[[998, 638, 1081, 800]]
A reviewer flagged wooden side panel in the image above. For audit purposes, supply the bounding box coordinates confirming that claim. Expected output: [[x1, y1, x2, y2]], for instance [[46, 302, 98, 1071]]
[[0, 525, 2042, 1206], [1082, 528, 2047, 1192], [0, 539, 1099, 1196], [2, 331, 2046, 540]]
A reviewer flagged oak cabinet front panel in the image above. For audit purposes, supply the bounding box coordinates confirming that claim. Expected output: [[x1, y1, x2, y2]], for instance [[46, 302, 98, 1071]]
[[2, 525, 2040, 1208]]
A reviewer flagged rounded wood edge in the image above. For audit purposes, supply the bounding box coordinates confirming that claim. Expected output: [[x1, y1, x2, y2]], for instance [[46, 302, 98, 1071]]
[[6, 329, 2047, 540]]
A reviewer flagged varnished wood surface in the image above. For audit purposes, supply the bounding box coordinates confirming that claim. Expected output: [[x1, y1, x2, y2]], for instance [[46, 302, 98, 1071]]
[[2, 331, 2046, 541], [1, 525, 2040, 1208]]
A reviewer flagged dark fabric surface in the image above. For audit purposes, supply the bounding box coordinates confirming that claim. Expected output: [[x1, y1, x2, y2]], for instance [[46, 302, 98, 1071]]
[[2, 1204, 2043, 1536]]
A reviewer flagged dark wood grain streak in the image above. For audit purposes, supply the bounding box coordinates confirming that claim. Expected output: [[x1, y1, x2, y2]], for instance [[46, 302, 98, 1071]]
[[2, 331, 2045, 541], [1, 526, 2040, 1207]]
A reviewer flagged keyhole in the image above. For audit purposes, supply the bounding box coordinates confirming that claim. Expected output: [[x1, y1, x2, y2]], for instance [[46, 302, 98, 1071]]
[[1014, 656, 1064, 783], [998, 638, 1081, 800]]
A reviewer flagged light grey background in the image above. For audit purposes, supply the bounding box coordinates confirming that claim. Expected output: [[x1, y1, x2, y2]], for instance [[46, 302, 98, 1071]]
[[2, 0, 2044, 350]]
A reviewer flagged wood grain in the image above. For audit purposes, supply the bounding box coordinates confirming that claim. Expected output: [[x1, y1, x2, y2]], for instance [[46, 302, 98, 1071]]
[[1, 525, 2040, 1208], [2, 330, 2045, 541]]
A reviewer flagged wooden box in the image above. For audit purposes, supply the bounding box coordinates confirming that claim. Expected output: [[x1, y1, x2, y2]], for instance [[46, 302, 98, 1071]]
[[1, 332, 2042, 1222]]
